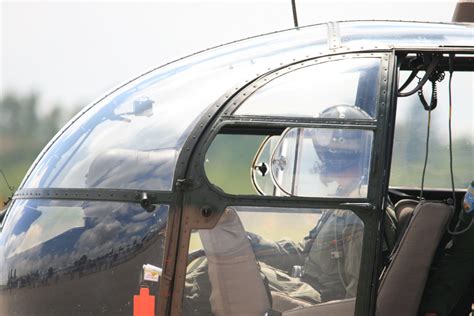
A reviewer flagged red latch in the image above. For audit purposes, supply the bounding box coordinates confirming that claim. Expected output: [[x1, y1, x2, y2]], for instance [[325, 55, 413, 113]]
[[133, 287, 155, 316]]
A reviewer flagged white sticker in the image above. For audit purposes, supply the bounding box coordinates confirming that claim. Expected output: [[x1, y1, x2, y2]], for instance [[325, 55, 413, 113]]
[[143, 264, 162, 282]]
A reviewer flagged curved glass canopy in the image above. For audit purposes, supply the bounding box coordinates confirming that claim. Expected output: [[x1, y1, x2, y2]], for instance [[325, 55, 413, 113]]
[[22, 25, 328, 191], [20, 21, 472, 191]]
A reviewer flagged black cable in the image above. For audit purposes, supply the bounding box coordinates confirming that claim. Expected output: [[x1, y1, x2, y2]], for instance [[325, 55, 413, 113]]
[[448, 66, 456, 212], [445, 56, 473, 235]]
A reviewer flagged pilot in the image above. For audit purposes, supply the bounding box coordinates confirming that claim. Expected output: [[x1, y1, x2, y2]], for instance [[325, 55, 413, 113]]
[[184, 105, 397, 314], [420, 182, 474, 316], [256, 105, 386, 302]]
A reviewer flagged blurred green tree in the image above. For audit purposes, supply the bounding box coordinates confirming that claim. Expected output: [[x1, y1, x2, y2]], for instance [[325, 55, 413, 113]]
[[0, 92, 79, 202]]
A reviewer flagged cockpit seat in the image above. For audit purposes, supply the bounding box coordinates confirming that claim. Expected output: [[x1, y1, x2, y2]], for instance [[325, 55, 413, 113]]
[[376, 201, 453, 316], [393, 199, 419, 240], [198, 208, 271, 316]]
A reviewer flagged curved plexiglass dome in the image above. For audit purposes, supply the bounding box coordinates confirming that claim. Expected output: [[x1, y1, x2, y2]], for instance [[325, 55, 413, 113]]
[[21, 21, 473, 191], [22, 25, 329, 191]]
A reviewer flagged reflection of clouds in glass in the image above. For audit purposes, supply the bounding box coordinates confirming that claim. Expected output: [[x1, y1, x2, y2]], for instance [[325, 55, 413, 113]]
[[76, 218, 121, 251], [85, 148, 176, 190], [0, 201, 169, 288], [12, 224, 44, 256]]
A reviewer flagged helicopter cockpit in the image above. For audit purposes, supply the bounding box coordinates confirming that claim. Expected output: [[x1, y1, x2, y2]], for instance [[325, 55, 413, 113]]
[[0, 21, 473, 316]]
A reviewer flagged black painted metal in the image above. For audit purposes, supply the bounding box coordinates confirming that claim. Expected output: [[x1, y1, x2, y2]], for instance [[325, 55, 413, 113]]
[[168, 51, 394, 315]]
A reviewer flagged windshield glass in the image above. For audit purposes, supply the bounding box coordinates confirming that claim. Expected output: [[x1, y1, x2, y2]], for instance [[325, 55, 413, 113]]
[[22, 25, 327, 191], [0, 199, 169, 315]]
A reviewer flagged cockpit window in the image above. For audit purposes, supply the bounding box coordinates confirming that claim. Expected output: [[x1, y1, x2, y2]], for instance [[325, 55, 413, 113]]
[[390, 71, 473, 189], [233, 58, 380, 118], [267, 127, 373, 198], [205, 127, 373, 198]]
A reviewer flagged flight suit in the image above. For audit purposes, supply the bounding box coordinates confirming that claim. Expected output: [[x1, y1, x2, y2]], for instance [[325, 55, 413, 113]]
[[302, 209, 364, 300], [184, 209, 368, 315], [420, 211, 474, 316]]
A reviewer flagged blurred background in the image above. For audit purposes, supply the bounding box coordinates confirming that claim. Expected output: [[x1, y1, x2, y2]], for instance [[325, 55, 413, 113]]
[[0, 0, 461, 201]]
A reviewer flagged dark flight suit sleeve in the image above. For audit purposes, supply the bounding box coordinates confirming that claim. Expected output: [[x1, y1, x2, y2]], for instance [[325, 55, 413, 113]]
[[420, 212, 474, 316]]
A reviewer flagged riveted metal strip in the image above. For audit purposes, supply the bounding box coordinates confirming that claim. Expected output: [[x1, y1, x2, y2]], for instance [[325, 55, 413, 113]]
[[14, 188, 174, 204]]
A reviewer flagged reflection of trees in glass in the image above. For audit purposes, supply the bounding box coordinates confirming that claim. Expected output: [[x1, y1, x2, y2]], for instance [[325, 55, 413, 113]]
[[0, 92, 80, 200], [390, 99, 473, 189]]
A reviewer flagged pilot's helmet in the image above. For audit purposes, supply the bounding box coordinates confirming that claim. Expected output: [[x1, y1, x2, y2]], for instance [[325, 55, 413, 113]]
[[312, 105, 371, 178]]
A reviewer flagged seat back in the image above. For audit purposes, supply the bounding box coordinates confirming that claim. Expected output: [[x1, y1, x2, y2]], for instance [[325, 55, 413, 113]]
[[199, 208, 271, 316], [394, 199, 419, 239], [376, 202, 453, 316]]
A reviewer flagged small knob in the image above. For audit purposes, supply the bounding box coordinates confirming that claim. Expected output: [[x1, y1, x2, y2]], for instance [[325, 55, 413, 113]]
[[140, 192, 155, 212]]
